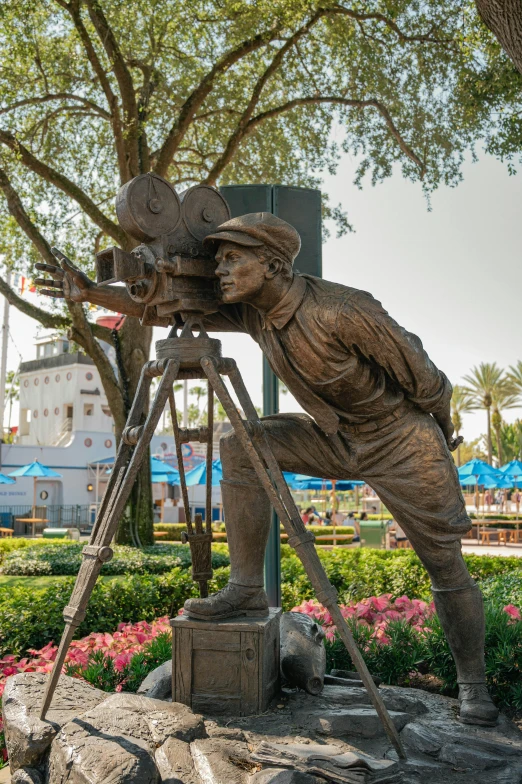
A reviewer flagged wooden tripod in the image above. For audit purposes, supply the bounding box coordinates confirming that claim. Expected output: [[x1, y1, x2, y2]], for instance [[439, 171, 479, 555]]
[[39, 322, 406, 760]]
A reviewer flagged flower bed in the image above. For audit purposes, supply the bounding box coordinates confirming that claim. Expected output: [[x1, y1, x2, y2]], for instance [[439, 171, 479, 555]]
[[293, 595, 522, 711], [293, 593, 434, 644], [0, 616, 172, 767], [2, 595, 522, 768]]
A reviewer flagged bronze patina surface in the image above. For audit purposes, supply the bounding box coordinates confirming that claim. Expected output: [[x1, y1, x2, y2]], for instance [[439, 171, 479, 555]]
[[37, 198, 498, 730]]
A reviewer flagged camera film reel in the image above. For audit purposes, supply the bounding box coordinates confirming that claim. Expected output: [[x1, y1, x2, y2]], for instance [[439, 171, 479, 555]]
[[116, 173, 182, 242]]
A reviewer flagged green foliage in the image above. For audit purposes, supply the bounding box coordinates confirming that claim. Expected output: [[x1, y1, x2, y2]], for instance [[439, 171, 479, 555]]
[[66, 631, 172, 693], [0, 537, 71, 562], [0, 567, 201, 657], [326, 616, 427, 686], [1, 543, 230, 576], [480, 572, 522, 607], [422, 603, 522, 710], [1, 546, 521, 662], [1, 0, 521, 284]]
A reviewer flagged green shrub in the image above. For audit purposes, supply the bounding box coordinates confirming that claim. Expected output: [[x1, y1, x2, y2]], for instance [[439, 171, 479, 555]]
[[422, 602, 522, 710], [325, 616, 427, 685], [153, 523, 188, 541], [66, 632, 173, 693], [153, 523, 354, 544], [280, 549, 522, 604], [322, 596, 522, 711], [1, 543, 230, 577], [480, 572, 522, 607], [0, 537, 72, 562]]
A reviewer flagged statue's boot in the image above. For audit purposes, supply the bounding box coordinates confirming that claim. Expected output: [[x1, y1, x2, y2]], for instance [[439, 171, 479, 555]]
[[184, 480, 271, 620], [432, 584, 499, 726]]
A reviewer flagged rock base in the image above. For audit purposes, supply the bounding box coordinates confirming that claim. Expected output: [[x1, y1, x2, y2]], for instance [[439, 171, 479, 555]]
[[3, 672, 522, 783]]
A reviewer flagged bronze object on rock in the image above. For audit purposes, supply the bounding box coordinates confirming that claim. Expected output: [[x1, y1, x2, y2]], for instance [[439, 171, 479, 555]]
[[35, 172, 499, 754]]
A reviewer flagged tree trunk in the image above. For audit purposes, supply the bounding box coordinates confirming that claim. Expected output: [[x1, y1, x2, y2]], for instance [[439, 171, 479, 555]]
[[495, 426, 503, 465], [487, 406, 493, 464], [476, 0, 522, 75], [113, 317, 154, 546]]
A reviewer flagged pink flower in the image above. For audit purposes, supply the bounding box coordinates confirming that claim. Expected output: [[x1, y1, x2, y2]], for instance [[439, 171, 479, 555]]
[[504, 604, 521, 621]]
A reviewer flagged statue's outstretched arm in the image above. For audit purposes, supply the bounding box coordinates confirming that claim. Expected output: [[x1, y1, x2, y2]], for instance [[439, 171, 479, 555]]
[[34, 252, 145, 318]]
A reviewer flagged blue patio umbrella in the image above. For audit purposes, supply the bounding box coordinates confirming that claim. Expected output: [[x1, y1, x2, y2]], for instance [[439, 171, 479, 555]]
[[183, 459, 223, 487], [0, 473, 15, 484], [282, 473, 303, 489], [459, 471, 501, 487], [150, 458, 180, 521], [9, 460, 62, 514], [482, 475, 513, 490], [458, 459, 499, 478], [293, 474, 364, 491], [499, 460, 522, 480], [150, 457, 178, 481]]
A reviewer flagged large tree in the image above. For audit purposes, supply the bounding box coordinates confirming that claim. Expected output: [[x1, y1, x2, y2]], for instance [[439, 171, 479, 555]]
[[0, 0, 521, 543]]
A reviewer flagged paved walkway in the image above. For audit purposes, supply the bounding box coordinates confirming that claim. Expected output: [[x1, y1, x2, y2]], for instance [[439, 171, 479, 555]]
[[461, 539, 522, 557], [0, 767, 9, 782]]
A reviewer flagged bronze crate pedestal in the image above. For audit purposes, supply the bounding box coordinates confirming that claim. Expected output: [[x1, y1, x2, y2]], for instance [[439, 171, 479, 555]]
[[170, 608, 281, 716]]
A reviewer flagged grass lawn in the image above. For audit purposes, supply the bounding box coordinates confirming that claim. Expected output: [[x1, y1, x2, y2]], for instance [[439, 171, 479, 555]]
[[0, 575, 119, 590]]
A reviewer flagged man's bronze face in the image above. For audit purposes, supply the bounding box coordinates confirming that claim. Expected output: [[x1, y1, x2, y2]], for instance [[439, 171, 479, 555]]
[[215, 241, 267, 304]]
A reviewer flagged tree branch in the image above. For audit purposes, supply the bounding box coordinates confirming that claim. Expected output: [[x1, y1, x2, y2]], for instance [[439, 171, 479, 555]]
[[205, 96, 426, 184], [0, 274, 68, 330], [204, 9, 329, 184], [0, 167, 56, 265], [59, 0, 128, 183], [0, 165, 116, 340], [154, 25, 283, 176], [67, 301, 126, 429], [0, 129, 126, 244], [331, 4, 455, 45], [0, 93, 110, 119], [84, 0, 140, 177]]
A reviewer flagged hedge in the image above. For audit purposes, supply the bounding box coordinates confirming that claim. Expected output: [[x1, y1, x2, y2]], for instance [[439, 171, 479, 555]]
[[0, 567, 230, 657], [153, 523, 354, 543], [1, 546, 521, 658], [1, 543, 230, 577]]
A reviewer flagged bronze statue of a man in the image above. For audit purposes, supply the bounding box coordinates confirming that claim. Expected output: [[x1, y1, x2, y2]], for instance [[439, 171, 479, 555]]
[[36, 212, 498, 727]]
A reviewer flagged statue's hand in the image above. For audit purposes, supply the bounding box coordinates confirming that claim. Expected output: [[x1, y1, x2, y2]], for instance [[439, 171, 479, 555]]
[[35, 248, 93, 303], [447, 434, 464, 452]]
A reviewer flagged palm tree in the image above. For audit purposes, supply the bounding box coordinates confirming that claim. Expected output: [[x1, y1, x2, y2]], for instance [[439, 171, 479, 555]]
[[451, 385, 476, 466], [491, 385, 520, 465], [462, 363, 517, 465]]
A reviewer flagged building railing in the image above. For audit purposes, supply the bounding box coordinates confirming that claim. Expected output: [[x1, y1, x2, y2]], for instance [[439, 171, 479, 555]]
[[0, 505, 95, 534]]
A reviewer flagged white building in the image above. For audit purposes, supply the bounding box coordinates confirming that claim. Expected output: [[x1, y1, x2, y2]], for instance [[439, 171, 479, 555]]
[[18, 334, 114, 446]]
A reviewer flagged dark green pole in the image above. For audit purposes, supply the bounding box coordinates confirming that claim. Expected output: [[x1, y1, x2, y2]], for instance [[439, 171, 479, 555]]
[[263, 356, 281, 607]]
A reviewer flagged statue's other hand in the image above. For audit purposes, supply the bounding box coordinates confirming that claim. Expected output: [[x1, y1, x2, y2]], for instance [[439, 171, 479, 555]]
[[35, 248, 92, 302], [447, 434, 464, 452]]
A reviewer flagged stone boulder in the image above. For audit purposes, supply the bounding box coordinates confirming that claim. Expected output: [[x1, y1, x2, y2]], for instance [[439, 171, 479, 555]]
[[137, 660, 172, 700], [47, 692, 206, 784], [2, 672, 106, 772]]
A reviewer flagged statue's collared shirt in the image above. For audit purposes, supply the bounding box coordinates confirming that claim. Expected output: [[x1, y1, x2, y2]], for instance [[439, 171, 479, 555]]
[[204, 274, 451, 435]]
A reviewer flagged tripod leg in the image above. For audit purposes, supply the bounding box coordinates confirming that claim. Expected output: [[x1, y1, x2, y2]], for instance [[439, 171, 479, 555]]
[[40, 359, 180, 720], [201, 356, 406, 761]]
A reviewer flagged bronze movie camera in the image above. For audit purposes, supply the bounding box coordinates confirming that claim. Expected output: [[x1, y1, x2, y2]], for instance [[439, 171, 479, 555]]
[[96, 173, 231, 325]]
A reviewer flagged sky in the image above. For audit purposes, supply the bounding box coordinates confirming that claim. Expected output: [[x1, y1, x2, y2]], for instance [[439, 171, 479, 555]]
[[3, 150, 522, 444]]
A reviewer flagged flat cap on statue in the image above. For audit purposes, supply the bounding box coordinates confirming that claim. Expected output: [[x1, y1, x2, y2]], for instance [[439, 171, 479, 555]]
[[204, 212, 301, 265]]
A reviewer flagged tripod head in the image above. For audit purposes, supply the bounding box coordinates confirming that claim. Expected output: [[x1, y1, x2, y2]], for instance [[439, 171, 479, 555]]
[[96, 174, 230, 325]]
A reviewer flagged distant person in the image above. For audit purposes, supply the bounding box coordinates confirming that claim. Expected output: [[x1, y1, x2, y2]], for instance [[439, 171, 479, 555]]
[[301, 507, 313, 524], [484, 491, 492, 513]]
